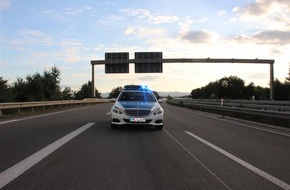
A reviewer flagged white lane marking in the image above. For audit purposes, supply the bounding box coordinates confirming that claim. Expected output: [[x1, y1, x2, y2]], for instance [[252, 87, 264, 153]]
[[168, 105, 290, 138], [106, 111, 111, 115], [185, 131, 290, 190], [164, 129, 232, 190], [0, 122, 95, 189], [0, 120, 19, 125]]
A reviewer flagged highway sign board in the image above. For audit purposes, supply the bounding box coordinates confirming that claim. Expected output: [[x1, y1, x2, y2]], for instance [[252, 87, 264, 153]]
[[105, 52, 129, 73], [134, 52, 163, 73]]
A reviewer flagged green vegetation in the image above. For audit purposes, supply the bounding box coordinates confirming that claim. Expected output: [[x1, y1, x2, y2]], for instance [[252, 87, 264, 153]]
[[191, 69, 290, 100], [108, 86, 123, 98], [0, 66, 101, 103]]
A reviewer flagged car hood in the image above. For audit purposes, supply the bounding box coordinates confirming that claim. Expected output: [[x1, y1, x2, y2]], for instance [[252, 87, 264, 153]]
[[118, 101, 156, 110]]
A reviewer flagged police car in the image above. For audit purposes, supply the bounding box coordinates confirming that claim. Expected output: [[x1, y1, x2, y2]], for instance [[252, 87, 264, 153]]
[[111, 85, 164, 130]]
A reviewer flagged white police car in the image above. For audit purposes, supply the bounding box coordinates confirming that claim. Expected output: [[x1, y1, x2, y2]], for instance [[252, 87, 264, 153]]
[[111, 85, 164, 130]]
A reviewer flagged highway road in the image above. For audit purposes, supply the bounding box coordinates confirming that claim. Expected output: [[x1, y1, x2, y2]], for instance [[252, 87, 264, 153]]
[[0, 103, 289, 190]]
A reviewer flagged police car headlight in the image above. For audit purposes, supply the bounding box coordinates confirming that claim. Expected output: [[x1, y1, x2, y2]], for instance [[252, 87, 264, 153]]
[[112, 106, 124, 114], [152, 108, 163, 115]]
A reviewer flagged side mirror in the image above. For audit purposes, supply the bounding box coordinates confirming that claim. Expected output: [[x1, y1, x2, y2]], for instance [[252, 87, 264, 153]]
[[158, 99, 163, 103]]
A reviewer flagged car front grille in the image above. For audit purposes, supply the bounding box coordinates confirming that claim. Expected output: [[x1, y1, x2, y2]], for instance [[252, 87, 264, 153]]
[[125, 109, 151, 116], [123, 119, 152, 123]]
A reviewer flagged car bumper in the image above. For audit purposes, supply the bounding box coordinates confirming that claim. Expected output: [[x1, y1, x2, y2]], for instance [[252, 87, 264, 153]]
[[111, 112, 164, 126]]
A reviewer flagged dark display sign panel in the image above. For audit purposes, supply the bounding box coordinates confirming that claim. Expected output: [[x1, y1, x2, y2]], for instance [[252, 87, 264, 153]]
[[105, 52, 129, 73], [135, 52, 163, 73]]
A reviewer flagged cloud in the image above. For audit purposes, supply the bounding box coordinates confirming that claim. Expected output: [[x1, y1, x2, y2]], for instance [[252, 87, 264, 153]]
[[59, 39, 83, 63], [152, 15, 179, 24], [120, 8, 179, 24], [180, 30, 218, 43], [217, 10, 227, 16], [124, 27, 135, 35], [29, 51, 55, 59], [253, 31, 290, 45], [232, 7, 239, 13], [123, 27, 166, 39], [239, 2, 267, 16], [59, 39, 82, 47], [233, 1, 290, 30], [121, 8, 150, 17], [6, 30, 84, 64], [233, 30, 290, 45], [0, 0, 11, 11], [64, 6, 92, 15], [16, 30, 55, 46], [43, 5, 92, 19]]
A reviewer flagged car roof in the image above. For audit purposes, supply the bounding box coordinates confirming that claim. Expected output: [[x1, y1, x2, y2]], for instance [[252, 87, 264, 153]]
[[123, 85, 151, 92]]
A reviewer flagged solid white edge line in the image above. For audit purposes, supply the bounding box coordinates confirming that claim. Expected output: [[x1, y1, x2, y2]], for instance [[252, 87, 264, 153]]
[[163, 129, 232, 190], [0, 122, 95, 189], [185, 131, 290, 190], [0, 119, 19, 125]]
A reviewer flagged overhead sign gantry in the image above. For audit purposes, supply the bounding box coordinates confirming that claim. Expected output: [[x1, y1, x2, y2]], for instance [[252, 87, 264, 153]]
[[91, 52, 275, 99]]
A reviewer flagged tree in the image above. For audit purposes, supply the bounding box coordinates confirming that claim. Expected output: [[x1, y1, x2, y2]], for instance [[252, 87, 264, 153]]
[[190, 75, 271, 100], [10, 66, 62, 102], [218, 76, 245, 99], [12, 77, 28, 102], [285, 67, 290, 100], [43, 66, 61, 100], [245, 82, 255, 99], [191, 88, 202, 99], [254, 86, 269, 100], [274, 79, 288, 100], [26, 72, 44, 101], [74, 81, 101, 100], [0, 77, 14, 102], [286, 67, 290, 84], [1, 66, 107, 102], [205, 82, 220, 99], [61, 87, 75, 100], [108, 86, 122, 98]]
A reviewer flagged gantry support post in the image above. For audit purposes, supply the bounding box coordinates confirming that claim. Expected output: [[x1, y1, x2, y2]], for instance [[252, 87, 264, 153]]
[[91, 64, 95, 98], [270, 63, 274, 100]]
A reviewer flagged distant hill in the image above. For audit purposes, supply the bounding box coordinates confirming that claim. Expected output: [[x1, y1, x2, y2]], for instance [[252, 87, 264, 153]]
[[101, 91, 189, 98]]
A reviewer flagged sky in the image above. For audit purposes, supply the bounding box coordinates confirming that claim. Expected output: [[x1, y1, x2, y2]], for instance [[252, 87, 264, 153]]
[[1, 0, 290, 94]]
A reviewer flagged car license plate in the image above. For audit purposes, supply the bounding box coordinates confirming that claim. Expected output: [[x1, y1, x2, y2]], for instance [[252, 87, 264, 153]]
[[130, 118, 146, 122]]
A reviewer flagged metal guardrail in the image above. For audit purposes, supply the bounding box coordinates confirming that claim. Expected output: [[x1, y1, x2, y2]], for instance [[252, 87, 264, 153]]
[[168, 98, 290, 120], [0, 99, 112, 117]]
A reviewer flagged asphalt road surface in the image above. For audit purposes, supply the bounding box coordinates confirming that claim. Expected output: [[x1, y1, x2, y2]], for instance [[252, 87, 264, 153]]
[[0, 103, 289, 190]]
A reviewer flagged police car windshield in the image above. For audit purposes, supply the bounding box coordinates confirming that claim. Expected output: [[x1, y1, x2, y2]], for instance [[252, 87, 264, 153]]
[[118, 91, 156, 102]]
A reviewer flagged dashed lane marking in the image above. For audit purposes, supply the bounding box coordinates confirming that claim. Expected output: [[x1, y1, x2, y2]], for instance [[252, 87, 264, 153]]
[[185, 131, 290, 190], [164, 129, 232, 190]]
